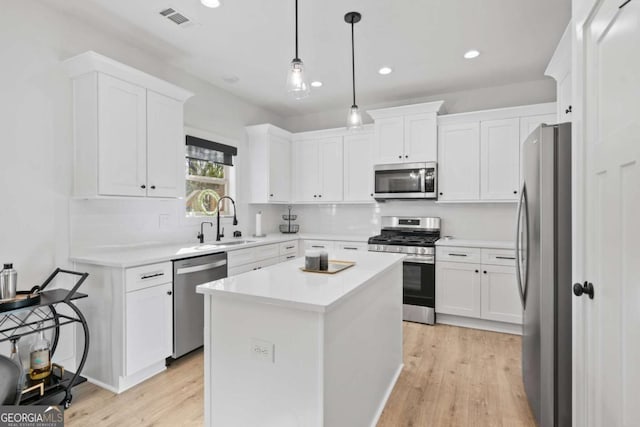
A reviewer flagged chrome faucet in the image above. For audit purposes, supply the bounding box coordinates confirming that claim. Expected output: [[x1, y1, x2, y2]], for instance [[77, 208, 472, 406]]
[[216, 196, 238, 241], [197, 221, 213, 244]]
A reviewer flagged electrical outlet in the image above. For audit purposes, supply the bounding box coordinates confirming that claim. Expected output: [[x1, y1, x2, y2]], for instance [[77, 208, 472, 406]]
[[250, 338, 275, 363], [158, 214, 170, 229]]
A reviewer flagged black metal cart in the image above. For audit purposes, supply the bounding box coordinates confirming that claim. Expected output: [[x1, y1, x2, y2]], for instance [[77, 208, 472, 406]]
[[0, 268, 90, 409]]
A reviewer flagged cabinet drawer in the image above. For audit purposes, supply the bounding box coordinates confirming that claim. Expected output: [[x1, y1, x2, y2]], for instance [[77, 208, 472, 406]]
[[304, 240, 335, 251], [481, 248, 516, 266], [336, 241, 368, 251], [279, 241, 299, 256], [125, 262, 172, 292], [436, 247, 481, 264], [227, 247, 256, 267], [280, 254, 298, 263], [254, 244, 280, 261]]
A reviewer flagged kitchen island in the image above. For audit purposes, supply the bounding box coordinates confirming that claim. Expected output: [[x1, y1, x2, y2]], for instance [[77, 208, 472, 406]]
[[196, 251, 405, 427]]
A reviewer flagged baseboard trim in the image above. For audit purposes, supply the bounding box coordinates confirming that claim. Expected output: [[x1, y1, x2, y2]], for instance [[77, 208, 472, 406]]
[[436, 314, 522, 335], [85, 361, 167, 394]]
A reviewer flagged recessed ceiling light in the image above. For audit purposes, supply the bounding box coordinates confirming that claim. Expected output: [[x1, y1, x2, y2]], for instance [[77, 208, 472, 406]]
[[222, 74, 239, 84], [311, 81, 323, 88], [201, 0, 221, 8], [464, 50, 480, 59], [378, 67, 393, 75]]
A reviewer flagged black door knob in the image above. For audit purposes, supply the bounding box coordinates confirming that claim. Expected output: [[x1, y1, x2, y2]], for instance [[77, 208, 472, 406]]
[[270, 194, 274, 197], [573, 281, 594, 299], [405, 155, 408, 158], [475, 269, 479, 273], [513, 190, 517, 194], [150, 185, 156, 189], [439, 192, 443, 196], [483, 270, 487, 274], [167, 291, 172, 295], [140, 184, 146, 189], [398, 155, 402, 159]]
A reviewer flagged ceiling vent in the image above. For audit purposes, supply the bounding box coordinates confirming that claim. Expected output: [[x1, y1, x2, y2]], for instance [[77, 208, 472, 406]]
[[159, 7, 193, 27]]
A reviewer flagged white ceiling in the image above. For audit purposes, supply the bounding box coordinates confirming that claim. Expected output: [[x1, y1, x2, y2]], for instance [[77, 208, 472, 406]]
[[42, 0, 571, 117]]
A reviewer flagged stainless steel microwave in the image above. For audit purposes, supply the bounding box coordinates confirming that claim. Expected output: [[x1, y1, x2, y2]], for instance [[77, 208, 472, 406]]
[[374, 162, 437, 200]]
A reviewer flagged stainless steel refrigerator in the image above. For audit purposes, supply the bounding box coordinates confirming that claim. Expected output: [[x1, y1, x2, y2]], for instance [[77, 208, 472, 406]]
[[516, 122, 572, 427]]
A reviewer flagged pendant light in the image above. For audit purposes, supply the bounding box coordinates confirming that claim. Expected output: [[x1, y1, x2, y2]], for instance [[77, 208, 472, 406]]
[[344, 12, 363, 130], [286, 0, 310, 99]]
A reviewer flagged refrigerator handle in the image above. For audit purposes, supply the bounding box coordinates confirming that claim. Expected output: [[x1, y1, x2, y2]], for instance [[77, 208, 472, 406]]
[[515, 183, 526, 308], [522, 185, 530, 306]]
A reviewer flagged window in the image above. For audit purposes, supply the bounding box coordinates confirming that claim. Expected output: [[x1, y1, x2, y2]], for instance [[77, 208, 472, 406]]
[[184, 134, 237, 217], [185, 158, 230, 217]]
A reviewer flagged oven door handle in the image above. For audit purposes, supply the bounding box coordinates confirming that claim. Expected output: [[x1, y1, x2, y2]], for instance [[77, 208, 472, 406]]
[[420, 169, 426, 193], [404, 256, 435, 265]]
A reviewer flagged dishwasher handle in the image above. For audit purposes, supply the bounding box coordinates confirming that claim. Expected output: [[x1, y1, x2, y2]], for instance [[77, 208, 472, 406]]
[[176, 260, 227, 275]]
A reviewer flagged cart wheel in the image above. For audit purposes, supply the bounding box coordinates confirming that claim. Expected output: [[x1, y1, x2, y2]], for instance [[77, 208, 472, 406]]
[[62, 396, 72, 409]]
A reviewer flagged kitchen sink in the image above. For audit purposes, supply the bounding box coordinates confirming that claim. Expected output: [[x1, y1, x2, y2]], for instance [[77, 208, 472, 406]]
[[193, 240, 256, 250]]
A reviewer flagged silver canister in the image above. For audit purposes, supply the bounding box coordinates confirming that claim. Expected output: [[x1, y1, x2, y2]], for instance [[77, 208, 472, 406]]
[[0, 263, 17, 300]]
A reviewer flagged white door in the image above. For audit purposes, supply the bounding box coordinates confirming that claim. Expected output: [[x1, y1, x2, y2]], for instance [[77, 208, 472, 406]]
[[293, 140, 319, 202], [437, 122, 480, 201], [97, 74, 147, 196], [404, 113, 437, 162], [520, 114, 557, 185], [579, 1, 640, 426], [268, 135, 291, 202], [435, 261, 481, 318], [343, 133, 373, 201], [318, 137, 343, 202], [125, 282, 172, 376], [373, 117, 404, 164], [480, 118, 520, 200], [480, 264, 522, 324], [146, 90, 184, 198]]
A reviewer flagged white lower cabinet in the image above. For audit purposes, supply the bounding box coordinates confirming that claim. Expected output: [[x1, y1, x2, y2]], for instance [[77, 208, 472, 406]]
[[480, 265, 522, 324], [435, 261, 482, 318], [125, 282, 172, 376], [436, 246, 521, 326]]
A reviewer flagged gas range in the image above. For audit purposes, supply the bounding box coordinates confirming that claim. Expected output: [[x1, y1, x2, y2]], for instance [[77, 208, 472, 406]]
[[367, 216, 440, 325], [367, 217, 440, 257]]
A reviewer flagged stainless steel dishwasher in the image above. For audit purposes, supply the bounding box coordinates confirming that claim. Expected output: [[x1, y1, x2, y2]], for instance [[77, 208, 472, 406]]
[[172, 252, 227, 359]]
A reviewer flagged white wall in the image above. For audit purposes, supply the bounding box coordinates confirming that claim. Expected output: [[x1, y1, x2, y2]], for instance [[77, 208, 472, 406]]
[[283, 78, 556, 132]]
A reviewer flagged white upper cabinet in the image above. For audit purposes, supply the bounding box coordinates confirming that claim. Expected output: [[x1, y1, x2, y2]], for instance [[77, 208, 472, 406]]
[[97, 74, 147, 197], [246, 124, 292, 203], [368, 101, 443, 165], [343, 132, 374, 202], [146, 90, 185, 198], [437, 103, 556, 202], [545, 23, 572, 123], [437, 122, 481, 201], [293, 136, 343, 202], [480, 118, 520, 200], [65, 51, 193, 199], [404, 113, 438, 162]]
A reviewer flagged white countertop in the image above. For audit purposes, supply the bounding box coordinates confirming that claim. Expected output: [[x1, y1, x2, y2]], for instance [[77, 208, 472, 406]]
[[435, 238, 515, 250], [69, 233, 371, 268], [196, 251, 405, 313]]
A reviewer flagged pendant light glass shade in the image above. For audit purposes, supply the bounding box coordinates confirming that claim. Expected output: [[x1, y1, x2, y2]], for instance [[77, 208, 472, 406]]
[[286, 58, 310, 99], [347, 105, 363, 130]]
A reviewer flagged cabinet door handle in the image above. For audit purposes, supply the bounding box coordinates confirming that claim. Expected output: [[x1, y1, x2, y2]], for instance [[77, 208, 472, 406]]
[[140, 272, 164, 280], [513, 190, 517, 194], [439, 192, 443, 196], [270, 194, 274, 197], [150, 185, 156, 190], [311, 245, 325, 248], [448, 253, 467, 257], [140, 184, 146, 189], [405, 155, 408, 159], [286, 255, 296, 259], [285, 245, 295, 250], [398, 155, 402, 159], [475, 270, 479, 273], [318, 195, 322, 198], [496, 256, 516, 260], [167, 291, 172, 295], [343, 247, 358, 250], [483, 270, 487, 274]]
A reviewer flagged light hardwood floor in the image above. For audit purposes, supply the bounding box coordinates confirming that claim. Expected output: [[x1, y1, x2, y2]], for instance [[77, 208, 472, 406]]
[[65, 323, 534, 427]]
